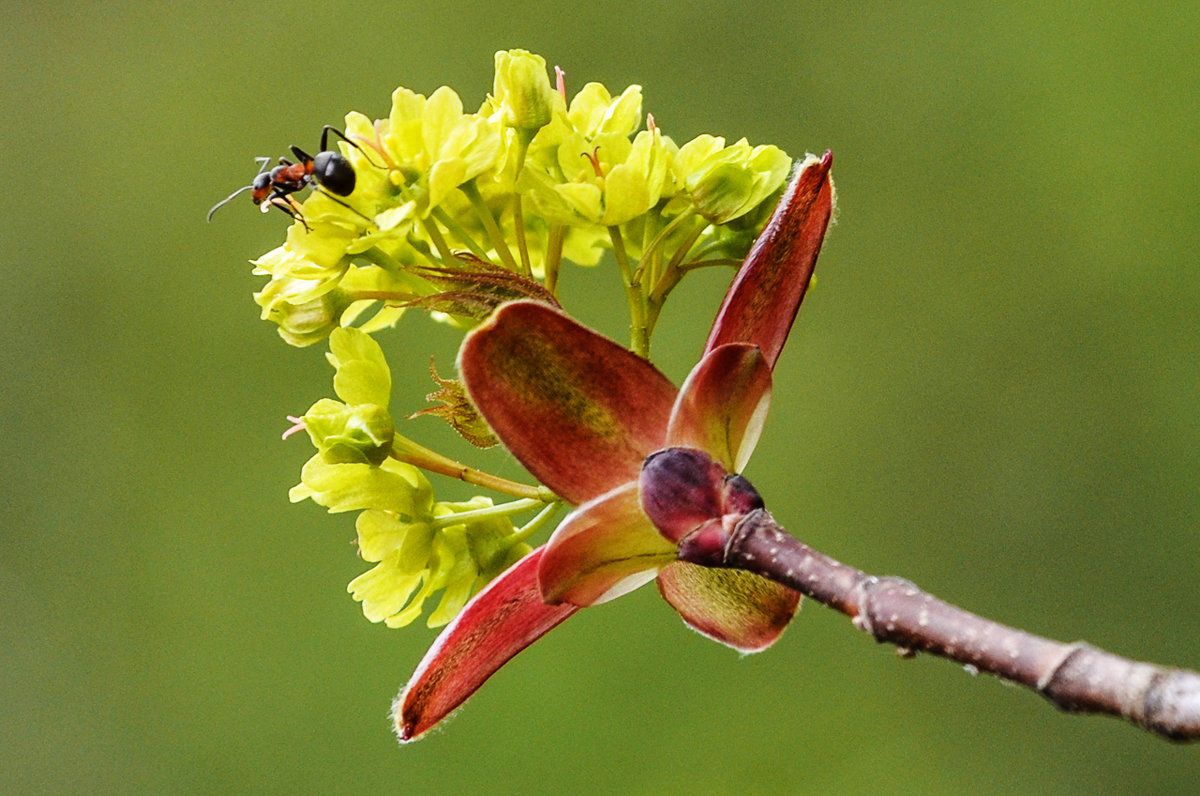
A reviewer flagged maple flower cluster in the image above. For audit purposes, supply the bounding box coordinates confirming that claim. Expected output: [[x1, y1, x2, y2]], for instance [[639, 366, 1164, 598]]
[[251, 49, 791, 354], [284, 327, 552, 627]]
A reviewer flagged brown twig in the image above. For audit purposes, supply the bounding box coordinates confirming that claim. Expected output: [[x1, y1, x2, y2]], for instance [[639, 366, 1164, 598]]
[[678, 508, 1200, 742]]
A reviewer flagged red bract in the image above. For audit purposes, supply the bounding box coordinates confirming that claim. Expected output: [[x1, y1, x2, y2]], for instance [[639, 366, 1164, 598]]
[[396, 152, 834, 741]]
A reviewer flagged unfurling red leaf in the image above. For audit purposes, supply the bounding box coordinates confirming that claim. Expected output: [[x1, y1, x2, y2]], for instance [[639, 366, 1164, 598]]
[[404, 254, 560, 321], [409, 359, 499, 448]]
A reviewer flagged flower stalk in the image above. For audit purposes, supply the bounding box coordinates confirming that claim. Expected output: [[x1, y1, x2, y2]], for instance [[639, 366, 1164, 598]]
[[607, 225, 650, 356], [390, 435, 555, 503], [430, 497, 553, 533], [461, 181, 521, 274]]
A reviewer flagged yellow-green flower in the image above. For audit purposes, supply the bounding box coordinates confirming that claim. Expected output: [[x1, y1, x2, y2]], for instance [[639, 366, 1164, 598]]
[[286, 327, 394, 458], [567, 82, 643, 139], [349, 497, 533, 628], [517, 82, 671, 227], [289, 454, 433, 516], [253, 246, 430, 345], [673, 135, 791, 224], [301, 399, 394, 466], [252, 243, 351, 288], [252, 245, 354, 345], [381, 85, 505, 215]]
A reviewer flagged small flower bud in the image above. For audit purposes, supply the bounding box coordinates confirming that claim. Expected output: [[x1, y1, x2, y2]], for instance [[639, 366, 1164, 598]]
[[677, 136, 791, 224], [301, 398, 396, 466], [257, 285, 353, 347], [492, 49, 556, 139]]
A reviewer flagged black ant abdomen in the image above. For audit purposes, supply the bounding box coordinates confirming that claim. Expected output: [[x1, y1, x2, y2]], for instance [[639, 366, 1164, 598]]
[[306, 149, 357, 197]]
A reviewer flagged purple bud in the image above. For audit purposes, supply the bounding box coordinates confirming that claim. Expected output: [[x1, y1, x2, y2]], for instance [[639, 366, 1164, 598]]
[[639, 447, 727, 543]]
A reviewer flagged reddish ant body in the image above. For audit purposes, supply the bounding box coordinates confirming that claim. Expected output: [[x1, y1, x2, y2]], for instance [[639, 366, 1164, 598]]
[[208, 125, 377, 229]]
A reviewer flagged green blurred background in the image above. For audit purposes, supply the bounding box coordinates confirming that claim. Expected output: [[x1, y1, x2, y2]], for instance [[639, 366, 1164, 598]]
[[4, 1, 1198, 792]]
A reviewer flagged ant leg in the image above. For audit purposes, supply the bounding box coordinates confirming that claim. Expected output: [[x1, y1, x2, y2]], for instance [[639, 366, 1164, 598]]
[[267, 178, 372, 227], [321, 125, 385, 170], [312, 186, 375, 224], [266, 194, 312, 232], [282, 195, 312, 231]]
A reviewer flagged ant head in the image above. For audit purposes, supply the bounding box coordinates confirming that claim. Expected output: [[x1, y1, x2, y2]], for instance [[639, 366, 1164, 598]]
[[250, 171, 274, 205], [207, 157, 274, 222]]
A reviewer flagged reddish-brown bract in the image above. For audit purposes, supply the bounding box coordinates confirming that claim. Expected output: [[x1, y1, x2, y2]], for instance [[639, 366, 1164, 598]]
[[395, 549, 578, 741], [458, 303, 678, 506], [704, 151, 833, 367]]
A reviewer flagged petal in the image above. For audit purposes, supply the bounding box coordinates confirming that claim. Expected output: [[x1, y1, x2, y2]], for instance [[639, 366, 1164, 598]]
[[459, 301, 677, 504], [704, 151, 834, 369], [667, 344, 772, 472], [657, 561, 800, 653], [395, 547, 578, 742], [294, 455, 432, 515], [539, 482, 677, 605], [328, 327, 392, 407]]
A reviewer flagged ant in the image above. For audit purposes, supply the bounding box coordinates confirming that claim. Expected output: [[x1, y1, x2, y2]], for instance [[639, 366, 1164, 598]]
[[207, 125, 380, 230]]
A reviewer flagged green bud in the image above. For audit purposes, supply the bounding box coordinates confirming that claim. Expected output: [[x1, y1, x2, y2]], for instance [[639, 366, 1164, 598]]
[[257, 285, 354, 347], [492, 49, 556, 138], [301, 398, 395, 466]]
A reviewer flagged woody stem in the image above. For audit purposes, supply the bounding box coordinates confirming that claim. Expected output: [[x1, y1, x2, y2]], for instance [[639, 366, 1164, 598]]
[[677, 508, 1200, 743]]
